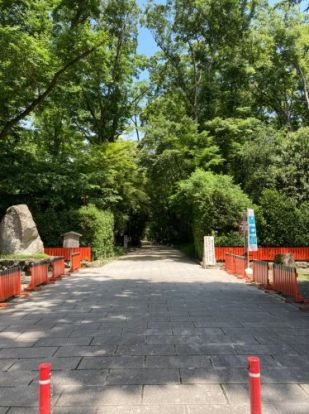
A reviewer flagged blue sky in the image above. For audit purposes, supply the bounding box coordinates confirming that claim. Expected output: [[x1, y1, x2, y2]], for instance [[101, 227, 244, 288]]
[[137, 0, 162, 57]]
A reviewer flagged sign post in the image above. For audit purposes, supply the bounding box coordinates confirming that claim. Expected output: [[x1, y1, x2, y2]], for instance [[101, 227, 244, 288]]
[[203, 236, 216, 268], [246, 208, 258, 269]]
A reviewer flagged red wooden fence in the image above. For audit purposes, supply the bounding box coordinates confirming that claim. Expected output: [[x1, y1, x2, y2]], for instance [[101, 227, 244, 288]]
[[225, 253, 235, 274], [216, 247, 309, 261], [225, 253, 247, 279], [0, 267, 21, 307], [44, 247, 91, 261], [50, 257, 65, 281], [26, 261, 49, 290], [70, 253, 81, 272], [272, 264, 308, 303], [252, 260, 271, 289], [234, 255, 247, 279]]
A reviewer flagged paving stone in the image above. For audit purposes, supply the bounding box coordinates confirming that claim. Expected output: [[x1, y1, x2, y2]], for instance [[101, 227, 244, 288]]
[[210, 354, 279, 368], [145, 355, 211, 369], [96, 406, 186, 414], [223, 383, 309, 405], [0, 359, 15, 371], [300, 384, 309, 395], [116, 344, 176, 356], [32, 370, 109, 386], [34, 337, 93, 346], [272, 353, 309, 367], [0, 371, 35, 387], [54, 345, 117, 357], [172, 327, 223, 336], [180, 367, 247, 384], [0, 385, 58, 407], [8, 357, 81, 371], [143, 384, 227, 404], [56, 385, 142, 407], [123, 328, 173, 336], [91, 335, 122, 346], [186, 404, 278, 414], [0, 347, 57, 359], [106, 368, 180, 385], [78, 356, 145, 370], [8, 409, 95, 414], [1, 245, 308, 412], [270, 403, 309, 413], [290, 344, 309, 355], [175, 343, 236, 355], [234, 343, 297, 355], [0, 339, 37, 348]]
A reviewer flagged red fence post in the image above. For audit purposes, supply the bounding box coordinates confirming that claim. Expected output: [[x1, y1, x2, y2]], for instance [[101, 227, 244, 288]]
[[39, 362, 51, 414], [248, 356, 262, 414]]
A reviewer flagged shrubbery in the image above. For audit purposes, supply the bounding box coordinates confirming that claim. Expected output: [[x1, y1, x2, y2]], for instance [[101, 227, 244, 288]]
[[172, 170, 251, 258], [76, 205, 114, 259], [34, 205, 114, 260], [256, 190, 309, 246]]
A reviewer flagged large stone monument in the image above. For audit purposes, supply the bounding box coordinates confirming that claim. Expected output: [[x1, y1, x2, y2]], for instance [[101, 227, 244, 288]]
[[0, 204, 44, 254]]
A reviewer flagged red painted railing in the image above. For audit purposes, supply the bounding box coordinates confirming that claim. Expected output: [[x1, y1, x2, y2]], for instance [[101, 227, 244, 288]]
[[225, 253, 235, 274], [252, 260, 271, 289], [234, 255, 247, 279], [216, 247, 309, 261], [272, 264, 308, 303], [44, 247, 91, 261], [0, 267, 21, 307], [225, 254, 247, 279], [26, 261, 49, 290], [50, 257, 65, 281], [70, 252, 81, 272]]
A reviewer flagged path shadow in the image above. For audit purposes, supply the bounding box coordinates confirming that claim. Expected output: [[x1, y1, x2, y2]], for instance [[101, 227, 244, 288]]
[[0, 247, 309, 412]]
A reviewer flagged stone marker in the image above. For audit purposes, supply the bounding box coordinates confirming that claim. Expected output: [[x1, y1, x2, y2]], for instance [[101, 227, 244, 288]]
[[62, 231, 82, 248], [275, 253, 295, 267], [0, 204, 44, 254]]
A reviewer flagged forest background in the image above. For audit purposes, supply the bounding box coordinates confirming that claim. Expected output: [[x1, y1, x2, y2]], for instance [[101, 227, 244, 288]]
[[0, 0, 308, 259]]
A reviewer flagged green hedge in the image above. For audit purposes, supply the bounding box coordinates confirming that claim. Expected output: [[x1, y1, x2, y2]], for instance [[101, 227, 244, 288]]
[[34, 204, 114, 260], [77, 205, 114, 259], [172, 170, 251, 259]]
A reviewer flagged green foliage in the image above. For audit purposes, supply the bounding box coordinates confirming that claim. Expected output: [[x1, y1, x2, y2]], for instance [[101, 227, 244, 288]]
[[256, 189, 308, 246], [172, 170, 251, 258], [0, 253, 49, 260], [76, 205, 114, 259], [0, 0, 308, 252]]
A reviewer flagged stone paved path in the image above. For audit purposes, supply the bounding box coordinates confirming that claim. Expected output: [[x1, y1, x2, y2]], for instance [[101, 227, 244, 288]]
[[1, 245, 309, 413]]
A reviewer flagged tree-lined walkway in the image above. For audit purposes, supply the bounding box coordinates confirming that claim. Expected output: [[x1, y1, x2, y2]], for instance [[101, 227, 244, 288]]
[[0, 246, 309, 413]]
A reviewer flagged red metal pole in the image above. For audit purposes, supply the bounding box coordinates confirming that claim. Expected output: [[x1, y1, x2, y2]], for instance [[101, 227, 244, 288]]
[[39, 362, 51, 414], [248, 356, 262, 414]]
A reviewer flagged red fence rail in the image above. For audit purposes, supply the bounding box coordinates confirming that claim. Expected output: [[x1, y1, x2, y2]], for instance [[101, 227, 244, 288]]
[[216, 247, 309, 261], [44, 247, 91, 261], [273, 264, 308, 303], [50, 257, 65, 281], [225, 253, 235, 274], [70, 252, 81, 272], [225, 254, 247, 279], [0, 267, 21, 306], [252, 260, 271, 289], [234, 255, 247, 279], [26, 261, 49, 291]]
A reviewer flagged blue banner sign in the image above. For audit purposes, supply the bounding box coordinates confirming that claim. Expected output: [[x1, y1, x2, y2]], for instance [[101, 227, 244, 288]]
[[247, 208, 258, 252]]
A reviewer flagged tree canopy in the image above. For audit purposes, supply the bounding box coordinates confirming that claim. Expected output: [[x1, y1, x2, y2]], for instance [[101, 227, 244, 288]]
[[0, 0, 308, 256]]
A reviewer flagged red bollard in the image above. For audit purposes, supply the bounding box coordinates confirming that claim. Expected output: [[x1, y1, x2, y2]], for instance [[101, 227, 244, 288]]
[[39, 362, 51, 414], [248, 356, 262, 414]]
